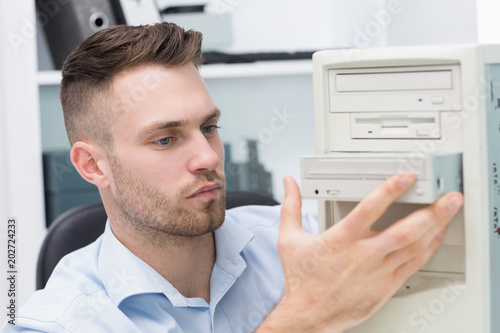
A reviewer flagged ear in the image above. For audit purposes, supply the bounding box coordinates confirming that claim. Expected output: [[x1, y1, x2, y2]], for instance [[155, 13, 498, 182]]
[[70, 141, 110, 188]]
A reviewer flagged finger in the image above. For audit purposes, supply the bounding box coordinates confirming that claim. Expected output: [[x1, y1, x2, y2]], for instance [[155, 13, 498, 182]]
[[376, 191, 463, 255], [392, 228, 447, 283], [279, 176, 303, 237], [334, 172, 416, 237], [383, 226, 447, 270]]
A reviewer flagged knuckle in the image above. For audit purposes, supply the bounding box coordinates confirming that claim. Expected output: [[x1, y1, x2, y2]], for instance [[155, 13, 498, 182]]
[[408, 240, 426, 256], [413, 251, 430, 268], [348, 246, 366, 267], [428, 208, 451, 232], [383, 179, 399, 196], [393, 228, 417, 245], [352, 241, 379, 266], [356, 200, 378, 219], [432, 201, 452, 222]]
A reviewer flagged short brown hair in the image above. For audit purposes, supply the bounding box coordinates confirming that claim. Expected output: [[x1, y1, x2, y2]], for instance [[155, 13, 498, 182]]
[[60, 22, 203, 151]]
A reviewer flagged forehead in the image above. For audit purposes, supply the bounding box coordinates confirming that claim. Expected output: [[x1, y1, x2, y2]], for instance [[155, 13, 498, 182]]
[[110, 64, 217, 133], [112, 63, 210, 109]]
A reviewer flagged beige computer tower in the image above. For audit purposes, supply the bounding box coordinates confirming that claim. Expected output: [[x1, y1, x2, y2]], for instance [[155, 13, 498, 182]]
[[301, 44, 500, 332]]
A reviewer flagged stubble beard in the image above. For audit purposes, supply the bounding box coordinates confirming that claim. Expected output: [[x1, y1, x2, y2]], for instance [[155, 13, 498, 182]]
[[109, 156, 226, 242]]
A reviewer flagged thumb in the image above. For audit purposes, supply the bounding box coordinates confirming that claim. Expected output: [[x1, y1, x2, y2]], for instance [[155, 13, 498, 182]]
[[280, 176, 303, 236]]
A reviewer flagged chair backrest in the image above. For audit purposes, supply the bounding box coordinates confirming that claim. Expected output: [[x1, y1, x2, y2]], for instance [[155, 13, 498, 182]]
[[36, 191, 279, 289]]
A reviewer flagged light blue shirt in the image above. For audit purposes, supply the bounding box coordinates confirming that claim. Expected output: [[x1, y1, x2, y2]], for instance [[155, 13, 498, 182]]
[[2, 205, 317, 333]]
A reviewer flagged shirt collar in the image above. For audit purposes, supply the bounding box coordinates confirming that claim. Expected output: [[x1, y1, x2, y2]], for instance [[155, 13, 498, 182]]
[[98, 222, 167, 306], [97, 217, 254, 307], [213, 216, 254, 277]]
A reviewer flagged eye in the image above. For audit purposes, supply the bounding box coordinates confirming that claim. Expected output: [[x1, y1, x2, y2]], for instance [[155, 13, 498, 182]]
[[201, 125, 220, 134], [152, 137, 173, 146]]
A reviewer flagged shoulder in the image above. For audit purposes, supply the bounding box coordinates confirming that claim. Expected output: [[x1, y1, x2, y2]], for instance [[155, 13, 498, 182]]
[[12, 238, 129, 332]]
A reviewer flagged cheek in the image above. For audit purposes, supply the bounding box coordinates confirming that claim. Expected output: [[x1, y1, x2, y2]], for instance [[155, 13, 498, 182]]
[[145, 158, 183, 182], [117, 152, 172, 184]]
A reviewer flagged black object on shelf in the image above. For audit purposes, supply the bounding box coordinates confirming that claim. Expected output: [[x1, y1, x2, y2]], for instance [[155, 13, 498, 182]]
[[161, 5, 205, 14], [36, 0, 124, 69], [202, 51, 315, 65]]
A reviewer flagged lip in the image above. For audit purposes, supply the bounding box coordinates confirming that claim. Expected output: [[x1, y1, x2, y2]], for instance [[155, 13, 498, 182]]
[[188, 183, 222, 199]]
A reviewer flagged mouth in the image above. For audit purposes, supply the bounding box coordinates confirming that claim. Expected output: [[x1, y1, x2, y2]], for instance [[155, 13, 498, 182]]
[[188, 183, 222, 199]]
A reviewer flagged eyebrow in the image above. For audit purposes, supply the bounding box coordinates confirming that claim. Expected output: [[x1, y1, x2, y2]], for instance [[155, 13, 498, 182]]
[[202, 109, 221, 124], [136, 108, 221, 141]]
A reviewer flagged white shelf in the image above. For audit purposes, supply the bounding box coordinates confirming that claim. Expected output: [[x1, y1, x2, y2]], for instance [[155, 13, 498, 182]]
[[37, 70, 62, 85], [37, 60, 312, 85]]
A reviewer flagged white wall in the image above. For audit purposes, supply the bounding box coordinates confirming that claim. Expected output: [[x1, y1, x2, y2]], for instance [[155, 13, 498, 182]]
[[384, 0, 477, 46], [476, 0, 500, 43], [208, 0, 337, 53], [0, 0, 46, 310]]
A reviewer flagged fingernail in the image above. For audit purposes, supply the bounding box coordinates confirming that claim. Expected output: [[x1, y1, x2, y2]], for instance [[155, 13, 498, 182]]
[[397, 174, 414, 190], [447, 195, 463, 212]]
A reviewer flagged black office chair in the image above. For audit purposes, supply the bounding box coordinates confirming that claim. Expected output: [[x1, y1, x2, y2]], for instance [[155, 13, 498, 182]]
[[36, 191, 279, 290]]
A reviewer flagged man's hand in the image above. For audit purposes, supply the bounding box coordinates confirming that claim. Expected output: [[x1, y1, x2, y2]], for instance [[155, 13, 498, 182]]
[[258, 172, 463, 333]]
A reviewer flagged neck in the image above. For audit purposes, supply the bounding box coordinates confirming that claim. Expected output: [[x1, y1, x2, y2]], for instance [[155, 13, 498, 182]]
[[109, 217, 216, 303]]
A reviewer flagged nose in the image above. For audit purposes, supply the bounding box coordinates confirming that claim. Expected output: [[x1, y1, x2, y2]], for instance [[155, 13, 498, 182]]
[[186, 133, 221, 174]]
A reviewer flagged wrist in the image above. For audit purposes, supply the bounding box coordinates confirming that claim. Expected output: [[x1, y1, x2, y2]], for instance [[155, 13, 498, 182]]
[[256, 295, 345, 333]]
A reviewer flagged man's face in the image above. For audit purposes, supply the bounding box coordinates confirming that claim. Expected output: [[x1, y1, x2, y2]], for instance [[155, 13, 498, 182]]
[[107, 64, 226, 238]]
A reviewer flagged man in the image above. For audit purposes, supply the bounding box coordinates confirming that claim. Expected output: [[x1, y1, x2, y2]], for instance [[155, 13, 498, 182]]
[[2, 23, 463, 332]]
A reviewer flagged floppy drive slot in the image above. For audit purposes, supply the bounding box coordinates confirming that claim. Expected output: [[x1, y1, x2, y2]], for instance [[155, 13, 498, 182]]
[[351, 112, 440, 139]]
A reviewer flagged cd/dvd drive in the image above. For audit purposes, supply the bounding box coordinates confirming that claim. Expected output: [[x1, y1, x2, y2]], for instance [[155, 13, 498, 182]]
[[300, 152, 462, 203]]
